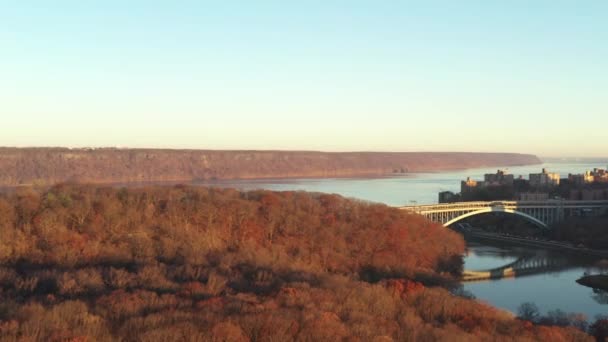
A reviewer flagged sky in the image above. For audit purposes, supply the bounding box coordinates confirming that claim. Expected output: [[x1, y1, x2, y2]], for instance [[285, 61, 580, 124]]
[[1, 1, 607, 157]]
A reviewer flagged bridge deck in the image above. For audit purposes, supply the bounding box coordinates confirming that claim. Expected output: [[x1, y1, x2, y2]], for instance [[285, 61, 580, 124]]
[[400, 200, 608, 212], [399, 200, 608, 228]]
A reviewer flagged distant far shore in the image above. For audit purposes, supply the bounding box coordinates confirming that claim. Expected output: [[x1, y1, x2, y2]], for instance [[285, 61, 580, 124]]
[[542, 157, 608, 163], [0, 147, 541, 188]]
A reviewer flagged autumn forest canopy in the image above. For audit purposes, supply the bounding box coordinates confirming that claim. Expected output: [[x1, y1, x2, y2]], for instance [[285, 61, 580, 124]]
[[0, 185, 594, 341]]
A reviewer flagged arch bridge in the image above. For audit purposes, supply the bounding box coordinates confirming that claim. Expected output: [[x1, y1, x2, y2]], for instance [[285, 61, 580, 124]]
[[400, 200, 608, 228]]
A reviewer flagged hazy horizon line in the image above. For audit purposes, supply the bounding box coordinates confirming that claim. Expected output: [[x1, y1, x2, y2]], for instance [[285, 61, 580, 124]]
[[2, 145, 607, 160]]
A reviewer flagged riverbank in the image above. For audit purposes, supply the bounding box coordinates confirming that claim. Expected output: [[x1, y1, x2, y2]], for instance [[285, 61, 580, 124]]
[[576, 274, 608, 291], [461, 229, 608, 258]]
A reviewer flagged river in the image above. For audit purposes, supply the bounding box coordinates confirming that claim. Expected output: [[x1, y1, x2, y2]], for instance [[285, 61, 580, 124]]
[[199, 162, 606, 206], [199, 162, 608, 320], [463, 239, 606, 320]]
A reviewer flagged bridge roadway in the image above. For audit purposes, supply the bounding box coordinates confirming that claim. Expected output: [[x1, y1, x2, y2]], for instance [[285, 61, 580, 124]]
[[400, 200, 608, 228]]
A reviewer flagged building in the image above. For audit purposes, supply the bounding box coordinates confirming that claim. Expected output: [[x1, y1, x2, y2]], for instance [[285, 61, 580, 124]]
[[570, 188, 608, 201], [461, 177, 480, 194], [484, 169, 514, 186], [568, 171, 595, 186], [518, 192, 549, 201], [529, 168, 560, 187], [438, 191, 457, 203], [461, 170, 515, 193], [460, 170, 516, 200], [513, 176, 530, 192], [568, 168, 608, 185], [591, 168, 608, 183]]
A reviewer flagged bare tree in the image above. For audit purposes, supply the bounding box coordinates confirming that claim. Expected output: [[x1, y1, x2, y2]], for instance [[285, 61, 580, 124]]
[[517, 302, 540, 322]]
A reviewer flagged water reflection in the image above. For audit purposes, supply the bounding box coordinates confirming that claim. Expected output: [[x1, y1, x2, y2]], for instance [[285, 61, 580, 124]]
[[463, 242, 519, 270], [463, 238, 607, 319], [592, 289, 608, 305]]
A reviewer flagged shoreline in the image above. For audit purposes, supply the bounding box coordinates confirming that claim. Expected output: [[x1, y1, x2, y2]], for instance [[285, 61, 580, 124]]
[[0, 162, 541, 191], [576, 274, 608, 291], [460, 230, 608, 258]]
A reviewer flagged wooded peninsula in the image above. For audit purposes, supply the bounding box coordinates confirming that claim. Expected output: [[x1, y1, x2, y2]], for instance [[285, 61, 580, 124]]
[[0, 185, 592, 341]]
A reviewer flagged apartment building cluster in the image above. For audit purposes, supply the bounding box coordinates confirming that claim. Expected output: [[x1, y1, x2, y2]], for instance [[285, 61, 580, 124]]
[[460, 169, 514, 193], [568, 168, 608, 200], [445, 167, 608, 202], [529, 168, 560, 187], [568, 168, 608, 185], [460, 169, 559, 196]]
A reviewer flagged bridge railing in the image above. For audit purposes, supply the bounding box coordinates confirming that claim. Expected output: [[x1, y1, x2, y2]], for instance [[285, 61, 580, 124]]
[[399, 201, 515, 212], [400, 200, 608, 212]]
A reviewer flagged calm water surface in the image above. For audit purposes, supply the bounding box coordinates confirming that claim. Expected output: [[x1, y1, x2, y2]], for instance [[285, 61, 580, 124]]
[[203, 162, 608, 319], [201, 162, 607, 206], [463, 240, 606, 319]]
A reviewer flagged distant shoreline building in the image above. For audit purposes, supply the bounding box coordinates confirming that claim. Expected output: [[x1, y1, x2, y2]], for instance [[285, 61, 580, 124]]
[[518, 192, 549, 201], [569, 188, 608, 201], [452, 167, 608, 202], [460, 169, 514, 194], [484, 169, 514, 186], [438, 191, 457, 203], [529, 168, 560, 187], [591, 168, 608, 183], [461, 177, 479, 194], [568, 171, 595, 186]]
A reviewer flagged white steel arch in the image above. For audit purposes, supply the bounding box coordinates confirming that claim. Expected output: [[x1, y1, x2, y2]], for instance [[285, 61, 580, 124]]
[[442, 207, 548, 228]]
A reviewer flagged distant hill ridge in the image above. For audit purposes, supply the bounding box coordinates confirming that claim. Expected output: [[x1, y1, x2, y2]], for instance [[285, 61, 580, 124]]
[[0, 148, 541, 187]]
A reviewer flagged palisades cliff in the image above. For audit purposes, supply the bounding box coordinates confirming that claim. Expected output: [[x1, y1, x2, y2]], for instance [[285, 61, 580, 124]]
[[0, 148, 541, 187]]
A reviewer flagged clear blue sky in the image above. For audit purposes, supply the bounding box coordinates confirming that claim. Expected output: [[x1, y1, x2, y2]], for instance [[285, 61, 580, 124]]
[[1, 1, 606, 157]]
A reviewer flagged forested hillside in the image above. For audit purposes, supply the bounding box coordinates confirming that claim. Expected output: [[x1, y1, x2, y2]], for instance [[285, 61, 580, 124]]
[[0, 148, 541, 187], [0, 185, 590, 341]]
